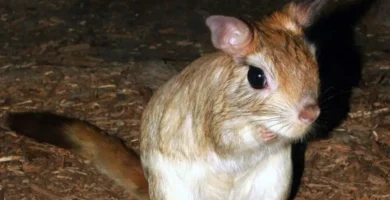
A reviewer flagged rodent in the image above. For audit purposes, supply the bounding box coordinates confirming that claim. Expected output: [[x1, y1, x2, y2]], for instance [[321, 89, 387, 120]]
[[5, 0, 326, 199]]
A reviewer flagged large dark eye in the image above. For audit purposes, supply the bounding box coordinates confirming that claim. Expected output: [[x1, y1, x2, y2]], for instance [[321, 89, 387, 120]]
[[247, 65, 267, 89]]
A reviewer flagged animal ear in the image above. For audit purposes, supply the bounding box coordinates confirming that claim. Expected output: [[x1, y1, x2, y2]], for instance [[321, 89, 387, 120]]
[[287, 0, 328, 27], [206, 15, 254, 58]]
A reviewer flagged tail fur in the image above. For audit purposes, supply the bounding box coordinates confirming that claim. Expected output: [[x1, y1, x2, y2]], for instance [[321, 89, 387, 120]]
[[5, 112, 149, 200]]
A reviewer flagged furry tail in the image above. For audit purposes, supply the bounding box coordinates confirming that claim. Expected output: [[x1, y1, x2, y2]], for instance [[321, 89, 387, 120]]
[[5, 112, 149, 200]]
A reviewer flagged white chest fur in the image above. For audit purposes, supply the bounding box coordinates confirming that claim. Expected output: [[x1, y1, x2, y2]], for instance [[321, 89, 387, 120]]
[[148, 144, 292, 200]]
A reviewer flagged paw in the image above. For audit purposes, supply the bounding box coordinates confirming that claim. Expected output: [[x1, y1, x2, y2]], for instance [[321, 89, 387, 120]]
[[259, 127, 277, 142]]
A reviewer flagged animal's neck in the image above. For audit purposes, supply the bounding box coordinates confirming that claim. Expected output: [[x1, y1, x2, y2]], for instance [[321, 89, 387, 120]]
[[207, 140, 291, 174]]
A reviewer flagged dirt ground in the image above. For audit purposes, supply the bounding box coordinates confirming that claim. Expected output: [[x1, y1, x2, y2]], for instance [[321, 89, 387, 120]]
[[0, 0, 389, 199]]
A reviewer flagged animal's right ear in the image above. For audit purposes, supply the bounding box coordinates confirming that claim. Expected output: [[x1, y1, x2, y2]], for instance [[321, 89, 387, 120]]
[[286, 0, 328, 28], [206, 15, 254, 59]]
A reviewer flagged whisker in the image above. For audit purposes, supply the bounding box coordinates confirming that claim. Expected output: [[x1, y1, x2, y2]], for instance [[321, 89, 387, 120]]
[[273, 122, 292, 133], [319, 90, 353, 106], [320, 86, 335, 97]]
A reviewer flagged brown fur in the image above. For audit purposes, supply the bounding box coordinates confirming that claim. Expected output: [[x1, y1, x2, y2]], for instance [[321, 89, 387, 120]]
[[141, 2, 320, 158], [65, 122, 149, 199], [141, 1, 323, 199], [6, 1, 327, 200], [5, 112, 149, 200]]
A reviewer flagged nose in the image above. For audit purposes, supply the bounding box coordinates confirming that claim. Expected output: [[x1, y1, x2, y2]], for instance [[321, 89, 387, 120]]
[[298, 104, 320, 124]]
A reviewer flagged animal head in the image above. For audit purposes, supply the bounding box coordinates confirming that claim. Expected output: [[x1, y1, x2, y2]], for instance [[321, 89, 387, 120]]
[[206, 0, 325, 144]]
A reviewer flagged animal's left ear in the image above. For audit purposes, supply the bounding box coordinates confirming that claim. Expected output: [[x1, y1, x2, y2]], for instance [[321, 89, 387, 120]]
[[286, 0, 328, 28]]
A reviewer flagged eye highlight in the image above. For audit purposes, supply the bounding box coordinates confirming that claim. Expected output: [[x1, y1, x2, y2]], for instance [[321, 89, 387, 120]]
[[247, 65, 267, 89]]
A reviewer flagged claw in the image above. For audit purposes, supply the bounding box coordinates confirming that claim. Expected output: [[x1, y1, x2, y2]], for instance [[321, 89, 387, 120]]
[[259, 127, 277, 142]]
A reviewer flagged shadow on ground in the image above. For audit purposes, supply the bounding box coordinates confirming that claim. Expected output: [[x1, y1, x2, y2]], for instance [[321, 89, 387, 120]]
[[289, 0, 377, 199]]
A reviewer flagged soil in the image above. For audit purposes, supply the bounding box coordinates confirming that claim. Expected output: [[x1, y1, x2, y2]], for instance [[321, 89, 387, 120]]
[[0, 0, 389, 199]]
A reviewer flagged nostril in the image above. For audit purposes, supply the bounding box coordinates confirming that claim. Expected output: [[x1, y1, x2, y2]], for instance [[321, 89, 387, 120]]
[[298, 104, 320, 124]]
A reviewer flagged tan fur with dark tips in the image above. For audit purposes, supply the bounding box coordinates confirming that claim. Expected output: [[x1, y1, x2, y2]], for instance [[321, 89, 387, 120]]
[[6, 1, 328, 200], [6, 113, 149, 200], [64, 122, 149, 199], [141, 1, 324, 199]]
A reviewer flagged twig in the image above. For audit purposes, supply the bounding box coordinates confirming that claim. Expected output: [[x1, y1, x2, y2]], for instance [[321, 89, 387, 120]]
[[372, 130, 379, 141], [97, 84, 116, 89], [31, 184, 60, 199], [371, 194, 390, 199], [16, 100, 33, 105], [0, 156, 22, 162], [348, 107, 389, 118], [66, 168, 88, 176], [3, 131, 18, 137]]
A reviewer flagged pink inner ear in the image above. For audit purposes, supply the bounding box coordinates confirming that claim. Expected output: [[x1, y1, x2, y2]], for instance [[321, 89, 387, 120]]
[[206, 15, 253, 57]]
